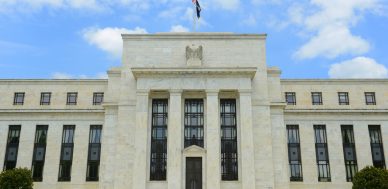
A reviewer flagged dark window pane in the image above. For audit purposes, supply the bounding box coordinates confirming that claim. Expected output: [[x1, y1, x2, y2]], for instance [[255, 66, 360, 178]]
[[150, 99, 168, 181], [221, 99, 238, 180], [184, 99, 204, 148], [13, 93, 25, 105], [369, 125, 385, 169], [365, 92, 376, 105], [314, 125, 331, 182], [66, 93, 77, 105], [93, 93, 104, 105], [32, 125, 48, 181], [40, 92, 51, 105], [58, 125, 75, 181], [3, 125, 21, 171], [287, 125, 303, 181], [285, 92, 296, 105], [338, 92, 349, 105], [311, 92, 323, 105], [87, 125, 102, 181]]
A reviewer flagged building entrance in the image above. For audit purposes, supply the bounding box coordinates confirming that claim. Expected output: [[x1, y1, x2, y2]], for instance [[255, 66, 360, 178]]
[[186, 157, 202, 189]]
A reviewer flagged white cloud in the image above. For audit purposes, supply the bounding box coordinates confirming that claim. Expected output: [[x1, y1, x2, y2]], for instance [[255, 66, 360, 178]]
[[328, 57, 388, 78], [287, 0, 381, 59], [51, 72, 108, 79], [294, 25, 370, 59], [82, 27, 148, 58], [170, 25, 189, 32]]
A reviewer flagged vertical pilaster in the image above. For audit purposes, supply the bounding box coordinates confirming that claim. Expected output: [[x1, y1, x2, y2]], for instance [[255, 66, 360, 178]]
[[206, 90, 221, 189], [168, 90, 182, 189], [239, 90, 256, 189], [132, 90, 149, 189]]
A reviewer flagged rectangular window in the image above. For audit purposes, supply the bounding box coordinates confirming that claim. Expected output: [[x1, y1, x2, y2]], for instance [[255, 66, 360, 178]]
[[93, 93, 104, 105], [369, 125, 385, 169], [66, 92, 77, 105], [287, 125, 303, 181], [58, 125, 75, 181], [220, 99, 238, 180], [3, 125, 21, 170], [32, 125, 48, 181], [86, 125, 102, 181], [13, 92, 25, 105], [40, 92, 51, 105], [285, 92, 296, 105], [150, 99, 168, 180], [341, 125, 358, 182], [314, 125, 331, 182], [365, 92, 376, 105], [338, 92, 349, 105], [184, 99, 204, 148], [311, 92, 323, 105]]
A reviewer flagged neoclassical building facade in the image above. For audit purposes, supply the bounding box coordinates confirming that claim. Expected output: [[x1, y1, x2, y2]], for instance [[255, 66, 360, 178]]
[[0, 33, 387, 189]]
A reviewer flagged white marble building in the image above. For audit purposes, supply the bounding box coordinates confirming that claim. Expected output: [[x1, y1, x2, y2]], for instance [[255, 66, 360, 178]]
[[0, 33, 387, 189]]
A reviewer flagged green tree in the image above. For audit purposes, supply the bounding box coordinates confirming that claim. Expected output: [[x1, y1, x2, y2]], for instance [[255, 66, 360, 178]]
[[353, 166, 388, 189], [0, 168, 33, 189]]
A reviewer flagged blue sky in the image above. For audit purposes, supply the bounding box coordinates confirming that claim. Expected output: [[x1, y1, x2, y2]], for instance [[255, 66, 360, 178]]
[[0, 0, 387, 79]]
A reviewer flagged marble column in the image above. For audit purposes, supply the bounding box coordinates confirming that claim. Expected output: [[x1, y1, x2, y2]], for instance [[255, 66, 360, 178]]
[[132, 90, 149, 189], [239, 90, 256, 189], [168, 90, 183, 189], [206, 90, 221, 189]]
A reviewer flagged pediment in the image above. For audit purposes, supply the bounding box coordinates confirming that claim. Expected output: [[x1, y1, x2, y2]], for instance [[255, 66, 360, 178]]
[[182, 145, 206, 155]]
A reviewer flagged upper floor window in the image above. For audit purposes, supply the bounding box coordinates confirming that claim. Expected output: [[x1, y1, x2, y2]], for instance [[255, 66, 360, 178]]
[[338, 92, 349, 105], [40, 92, 51, 105], [311, 92, 323, 105], [285, 92, 296, 105], [13, 92, 25, 105], [184, 99, 204, 148], [365, 92, 376, 105], [93, 93, 104, 105], [66, 92, 77, 105]]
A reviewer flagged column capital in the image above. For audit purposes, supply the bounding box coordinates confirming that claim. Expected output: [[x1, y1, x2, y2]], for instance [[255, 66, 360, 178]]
[[238, 89, 252, 95], [136, 89, 149, 96], [205, 89, 219, 96], [169, 89, 183, 95]]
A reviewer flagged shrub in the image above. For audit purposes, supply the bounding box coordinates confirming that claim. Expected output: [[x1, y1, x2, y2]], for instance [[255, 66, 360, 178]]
[[0, 168, 33, 189], [352, 166, 388, 189]]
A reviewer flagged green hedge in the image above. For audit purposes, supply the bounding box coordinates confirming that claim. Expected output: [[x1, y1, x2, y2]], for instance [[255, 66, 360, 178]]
[[0, 168, 33, 189], [353, 166, 388, 189]]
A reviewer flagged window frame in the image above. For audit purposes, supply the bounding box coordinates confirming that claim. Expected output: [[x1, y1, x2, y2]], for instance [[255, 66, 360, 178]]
[[341, 125, 358, 182], [287, 125, 303, 181], [314, 125, 331, 182], [40, 92, 51, 105], [220, 99, 238, 181], [184, 99, 204, 148], [3, 125, 21, 171], [311, 92, 323, 105], [58, 125, 75, 182], [32, 125, 48, 182], [86, 125, 102, 181], [368, 125, 386, 169], [150, 99, 168, 181], [66, 92, 78, 105], [13, 92, 25, 105], [285, 92, 296, 105], [338, 92, 349, 105], [365, 92, 376, 105], [92, 92, 104, 105]]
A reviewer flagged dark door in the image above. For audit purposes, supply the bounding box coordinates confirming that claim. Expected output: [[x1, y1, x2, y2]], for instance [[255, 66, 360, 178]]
[[186, 157, 202, 189]]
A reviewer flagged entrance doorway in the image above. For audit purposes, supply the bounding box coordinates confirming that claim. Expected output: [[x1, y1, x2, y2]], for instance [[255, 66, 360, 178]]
[[186, 157, 202, 189]]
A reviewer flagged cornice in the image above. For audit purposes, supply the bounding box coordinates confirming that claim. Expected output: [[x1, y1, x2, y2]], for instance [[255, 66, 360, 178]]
[[131, 67, 257, 79], [122, 33, 267, 40], [0, 109, 105, 113], [285, 109, 388, 114], [281, 79, 388, 85]]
